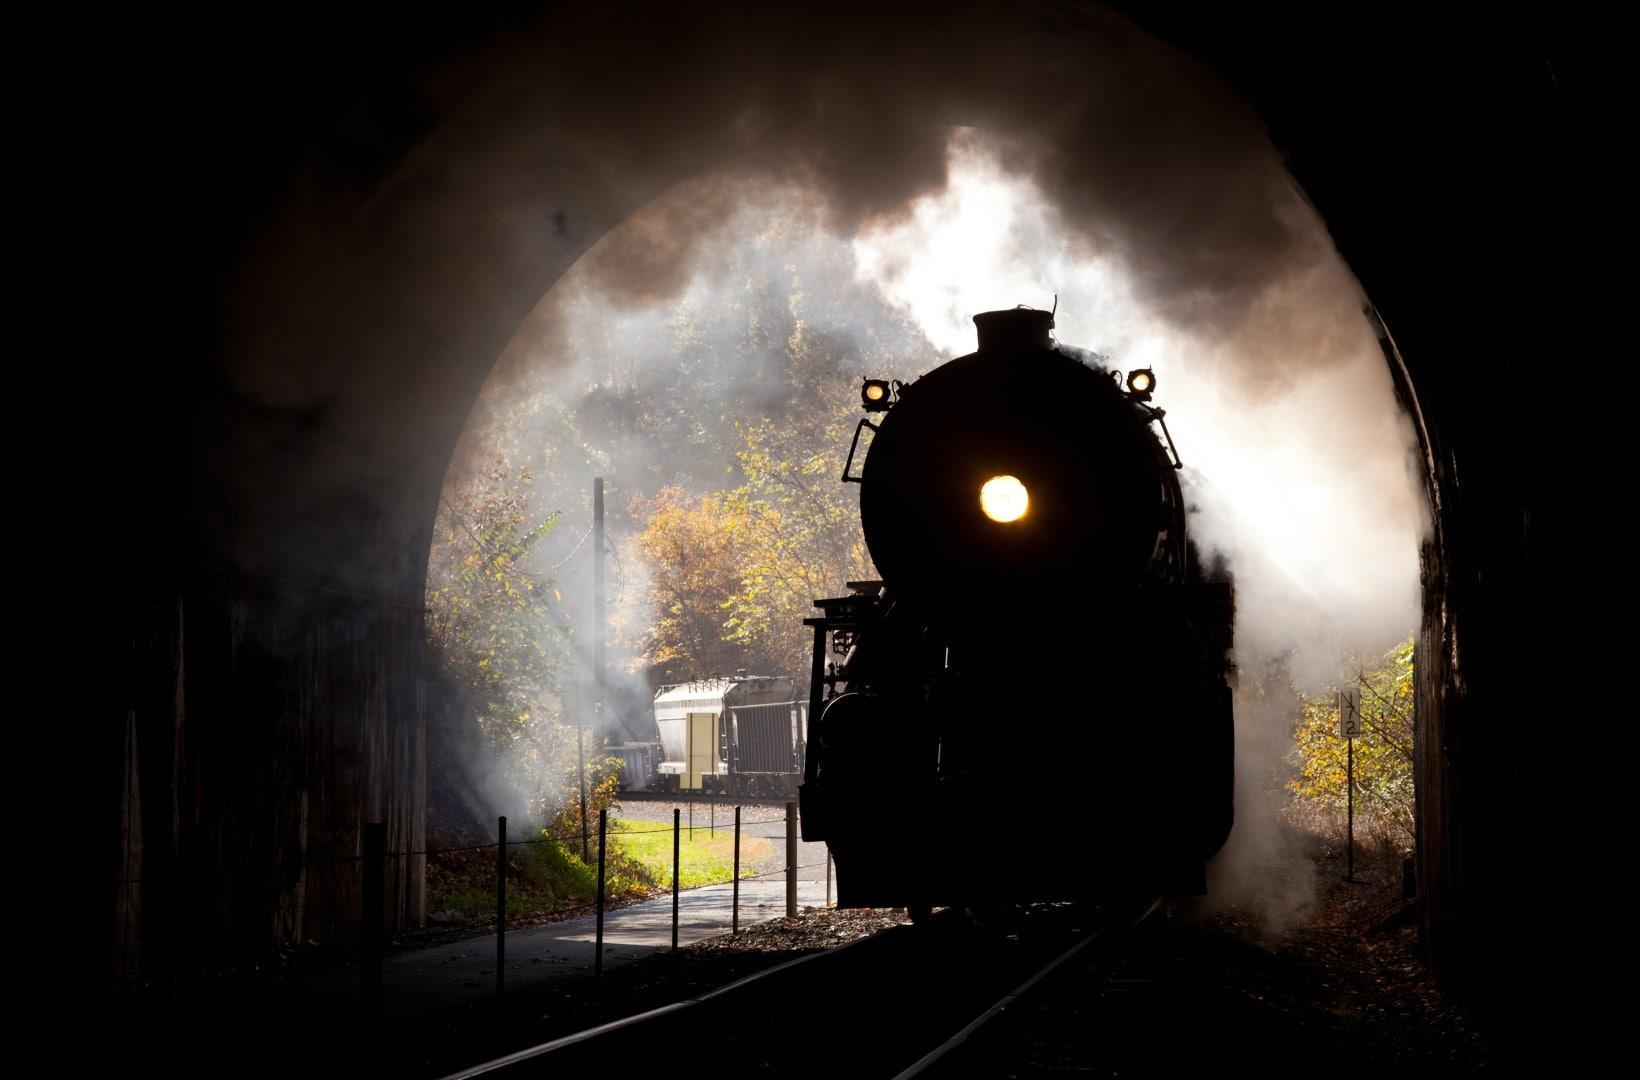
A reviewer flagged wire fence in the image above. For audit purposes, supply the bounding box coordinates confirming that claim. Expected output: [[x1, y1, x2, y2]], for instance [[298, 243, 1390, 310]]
[[109, 813, 798, 887], [114, 800, 837, 1018]]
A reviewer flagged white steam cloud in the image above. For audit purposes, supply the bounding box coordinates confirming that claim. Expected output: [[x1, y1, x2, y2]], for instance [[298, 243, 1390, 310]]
[[854, 137, 1423, 682], [853, 136, 1423, 922]]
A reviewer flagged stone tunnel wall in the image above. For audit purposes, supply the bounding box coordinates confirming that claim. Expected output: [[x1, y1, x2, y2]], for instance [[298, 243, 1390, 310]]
[[1128, 10, 1602, 1033], [112, 572, 425, 976]]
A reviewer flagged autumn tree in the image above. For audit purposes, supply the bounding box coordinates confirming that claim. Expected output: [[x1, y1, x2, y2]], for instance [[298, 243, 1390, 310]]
[[717, 408, 874, 676], [426, 454, 578, 814], [1288, 638, 1416, 851], [630, 486, 761, 682]]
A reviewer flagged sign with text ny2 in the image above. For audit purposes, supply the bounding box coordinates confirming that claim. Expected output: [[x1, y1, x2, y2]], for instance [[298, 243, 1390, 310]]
[[1338, 687, 1363, 739]]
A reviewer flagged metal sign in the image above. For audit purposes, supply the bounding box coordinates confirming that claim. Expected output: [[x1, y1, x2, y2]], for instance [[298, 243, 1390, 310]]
[[1338, 687, 1363, 738]]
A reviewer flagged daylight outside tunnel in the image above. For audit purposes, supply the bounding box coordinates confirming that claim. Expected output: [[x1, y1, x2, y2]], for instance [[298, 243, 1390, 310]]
[[100, 2, 1605, 1075]]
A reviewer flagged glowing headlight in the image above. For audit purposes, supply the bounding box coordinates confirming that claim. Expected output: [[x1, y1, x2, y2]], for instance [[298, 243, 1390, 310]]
[[1126, 368, 1155, 398], [862, 379, 891, 410], [980, 475, 1029, 523]]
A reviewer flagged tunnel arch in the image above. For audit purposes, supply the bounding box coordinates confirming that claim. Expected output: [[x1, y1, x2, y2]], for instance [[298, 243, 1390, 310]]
[[108, 2, 1600, 1051]]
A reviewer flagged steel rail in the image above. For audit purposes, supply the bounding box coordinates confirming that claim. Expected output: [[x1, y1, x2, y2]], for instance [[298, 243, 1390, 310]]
[[439, 925, 908, 1080], [890, 897, 1164, 1079]]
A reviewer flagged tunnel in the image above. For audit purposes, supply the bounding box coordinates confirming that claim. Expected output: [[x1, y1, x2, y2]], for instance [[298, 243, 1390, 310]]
[[96, 0, 1603, 1058]]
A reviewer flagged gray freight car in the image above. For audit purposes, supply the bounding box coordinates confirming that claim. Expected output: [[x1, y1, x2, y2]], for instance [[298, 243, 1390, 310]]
[[653, 675, 807, 798]]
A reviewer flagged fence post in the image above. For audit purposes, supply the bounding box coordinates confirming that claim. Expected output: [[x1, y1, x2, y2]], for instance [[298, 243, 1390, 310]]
[[672, 808, 681, 951], [594, 808, 608, 977], [786, 801, 798, 919], [361, 822, 384, 1025], [732, 805, 741, 935], [496, 816, 507, 1004], [826, 851, 832, 909], [578, 725, 589, 863]]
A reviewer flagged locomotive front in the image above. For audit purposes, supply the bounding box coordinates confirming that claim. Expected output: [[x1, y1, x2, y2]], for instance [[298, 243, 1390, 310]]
[[802, 307, 1234, 912], [858, 307, 1188, 626]]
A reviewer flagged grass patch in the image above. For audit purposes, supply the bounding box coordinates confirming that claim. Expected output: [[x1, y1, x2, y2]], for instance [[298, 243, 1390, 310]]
[[427, 831, 656, 924], [424, 812, 775, 925], [608, 817, 774, 890]]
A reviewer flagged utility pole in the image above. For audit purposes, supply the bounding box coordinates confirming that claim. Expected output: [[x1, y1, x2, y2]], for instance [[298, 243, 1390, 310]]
[[579, 477, 606, 863], [594, 476, 606, 758]]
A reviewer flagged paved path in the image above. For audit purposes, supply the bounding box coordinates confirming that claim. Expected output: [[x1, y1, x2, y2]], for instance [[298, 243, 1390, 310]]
[[298, 875, 833, 1023]]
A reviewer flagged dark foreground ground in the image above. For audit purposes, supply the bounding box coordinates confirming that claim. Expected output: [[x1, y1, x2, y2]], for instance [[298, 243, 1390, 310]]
[[982, 847, 1493, 1077], [102, 846, 1504, 1077]]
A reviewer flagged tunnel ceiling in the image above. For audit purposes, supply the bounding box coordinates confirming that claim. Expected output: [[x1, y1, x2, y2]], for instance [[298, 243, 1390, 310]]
[[100, 2, 1594, 609]]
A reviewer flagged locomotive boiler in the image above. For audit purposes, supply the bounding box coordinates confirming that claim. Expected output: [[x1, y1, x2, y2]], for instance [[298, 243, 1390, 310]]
[[799, 307, 1234, 913]]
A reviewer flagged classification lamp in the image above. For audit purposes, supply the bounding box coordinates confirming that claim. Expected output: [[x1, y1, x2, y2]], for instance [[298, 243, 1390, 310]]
[[861, 379, 892, 411]]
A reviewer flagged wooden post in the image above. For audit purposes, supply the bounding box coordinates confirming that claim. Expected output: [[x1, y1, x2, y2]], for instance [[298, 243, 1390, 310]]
[[672, 808, 681, 951], [1339, 687, 1360, 883], [1347, 736, 1356, 882], [496, 816, 506, 1002], [732, 805, 741, 935], [594, 809, 608, 976], [360, 823, 384, 1025], [786, 801, 798, 919], [826, 851, 832, 909]]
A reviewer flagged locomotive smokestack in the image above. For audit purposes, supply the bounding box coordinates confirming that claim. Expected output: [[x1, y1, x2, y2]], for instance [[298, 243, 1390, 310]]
[[973, 307, 1054, 353]]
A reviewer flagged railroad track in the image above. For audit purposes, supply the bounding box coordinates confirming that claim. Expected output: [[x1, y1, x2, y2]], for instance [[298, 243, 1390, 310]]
[[892, 897, 1164, 1078], [441, 900, 1162, 1079]]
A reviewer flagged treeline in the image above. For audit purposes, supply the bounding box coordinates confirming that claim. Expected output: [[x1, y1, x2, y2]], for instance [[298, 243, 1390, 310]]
[[424, 208, 937, 820]]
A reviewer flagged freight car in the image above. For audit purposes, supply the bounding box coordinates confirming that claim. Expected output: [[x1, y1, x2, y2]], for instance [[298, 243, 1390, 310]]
[[801, 306, 1235, 912], [648, 675, 808, 798]]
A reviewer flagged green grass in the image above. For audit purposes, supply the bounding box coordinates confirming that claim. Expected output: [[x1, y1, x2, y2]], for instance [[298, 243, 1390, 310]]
[[427, 838, 620, 923], [423, 813, 775, 925], [608, 817, 774, 890]]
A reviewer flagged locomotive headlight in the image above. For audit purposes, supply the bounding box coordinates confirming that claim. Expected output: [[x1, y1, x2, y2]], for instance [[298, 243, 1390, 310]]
[[1127, 368, 1155, 398], [862, 379, 891, 411], [980, 475, 1029, 523]]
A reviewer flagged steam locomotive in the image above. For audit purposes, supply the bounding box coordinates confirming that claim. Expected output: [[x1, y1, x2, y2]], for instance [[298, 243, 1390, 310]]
[[800, 307, 1234, 912]]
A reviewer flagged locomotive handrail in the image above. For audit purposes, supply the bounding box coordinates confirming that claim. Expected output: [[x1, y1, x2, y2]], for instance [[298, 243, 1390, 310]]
[[1145, 405, 1184, 469], [841, 417, 878, 484]]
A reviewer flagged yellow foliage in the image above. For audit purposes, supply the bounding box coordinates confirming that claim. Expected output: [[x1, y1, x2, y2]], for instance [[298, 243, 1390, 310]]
[[1288, 638, 1416, 848], [631, 407, 875, 680]]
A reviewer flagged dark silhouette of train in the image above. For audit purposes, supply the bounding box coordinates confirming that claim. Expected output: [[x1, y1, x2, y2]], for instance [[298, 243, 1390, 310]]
[[800, 307, 1235, 912]]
